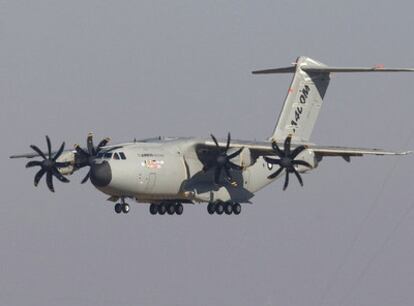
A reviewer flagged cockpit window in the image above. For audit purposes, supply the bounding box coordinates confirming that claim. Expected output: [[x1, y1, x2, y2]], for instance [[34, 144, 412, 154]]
[[104, 153, 112, 159], [119, 152, 126, 160], [97, 153, 104, 158], [113, 153, 120, 160]]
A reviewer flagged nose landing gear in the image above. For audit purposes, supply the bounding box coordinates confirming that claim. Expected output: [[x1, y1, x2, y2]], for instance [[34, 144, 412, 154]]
[[114, 199, 130, 214]]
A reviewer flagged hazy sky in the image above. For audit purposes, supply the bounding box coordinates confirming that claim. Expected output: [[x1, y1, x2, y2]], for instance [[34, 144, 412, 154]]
[[1, 1, 414, 306]]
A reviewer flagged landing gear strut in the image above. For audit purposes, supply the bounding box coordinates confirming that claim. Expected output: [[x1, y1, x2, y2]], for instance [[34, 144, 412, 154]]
[[149, 202, 184, 215], [114, 199, 130, 214], [207, 201, 242, 215]]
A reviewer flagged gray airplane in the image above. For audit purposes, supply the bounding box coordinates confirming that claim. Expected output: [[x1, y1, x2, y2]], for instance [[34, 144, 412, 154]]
[[10, 57, 413, 216]]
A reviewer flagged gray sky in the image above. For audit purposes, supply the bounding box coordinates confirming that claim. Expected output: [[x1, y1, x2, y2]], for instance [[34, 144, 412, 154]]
[[1, 1, 414, 306]]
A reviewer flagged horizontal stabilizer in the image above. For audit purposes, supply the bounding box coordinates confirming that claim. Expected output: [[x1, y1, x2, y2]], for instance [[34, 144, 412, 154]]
[[302, 66, 414, 73], [252, 64, 414, 75], [252, 66, 296, 74]]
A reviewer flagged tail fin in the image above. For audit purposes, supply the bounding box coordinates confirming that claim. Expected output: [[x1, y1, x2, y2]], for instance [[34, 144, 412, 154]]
[[253, 56, 414, 142]]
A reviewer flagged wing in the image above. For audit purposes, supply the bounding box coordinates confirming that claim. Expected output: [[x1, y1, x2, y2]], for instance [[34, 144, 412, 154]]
[[308, 145, 411, 157], [200, 138, 411, 160], [9, 144, 125, 159]]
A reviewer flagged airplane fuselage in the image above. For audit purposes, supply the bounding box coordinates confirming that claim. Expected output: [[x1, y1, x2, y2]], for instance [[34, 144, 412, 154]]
[[85, 137, 314, 205]]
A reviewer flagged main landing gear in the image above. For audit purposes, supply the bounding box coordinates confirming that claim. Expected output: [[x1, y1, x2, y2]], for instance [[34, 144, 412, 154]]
[[207, 201, 241, 215], [149, 202, 184, 216], [114, 199, 130, 214]]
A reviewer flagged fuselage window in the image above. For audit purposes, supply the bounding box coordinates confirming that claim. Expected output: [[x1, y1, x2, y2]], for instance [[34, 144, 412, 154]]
[[113, 153, 120, 160], [104, 153, 112, 159], [119, 152, 126, 160]]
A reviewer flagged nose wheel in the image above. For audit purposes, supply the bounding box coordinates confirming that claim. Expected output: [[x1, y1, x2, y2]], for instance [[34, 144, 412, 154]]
[[114, 200, 130, 214], [207, 201, 241, 215]]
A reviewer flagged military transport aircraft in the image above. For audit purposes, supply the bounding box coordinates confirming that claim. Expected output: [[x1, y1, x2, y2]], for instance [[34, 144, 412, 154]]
[[10, 57, 413, 216]]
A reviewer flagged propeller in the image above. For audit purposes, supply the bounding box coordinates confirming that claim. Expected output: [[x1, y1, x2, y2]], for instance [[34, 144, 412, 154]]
[[264, 135, 312, 190], [25, 136, 71, 192], [74, 133, 110, 183], [204, 133, 244, 185]]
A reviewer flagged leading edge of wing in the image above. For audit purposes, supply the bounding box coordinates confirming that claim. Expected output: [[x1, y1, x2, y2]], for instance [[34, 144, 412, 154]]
[[309, 145, 412, 156]]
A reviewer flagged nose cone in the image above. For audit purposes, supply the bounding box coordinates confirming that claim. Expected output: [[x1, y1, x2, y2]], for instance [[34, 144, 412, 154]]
[[90, 161, 112, 187]]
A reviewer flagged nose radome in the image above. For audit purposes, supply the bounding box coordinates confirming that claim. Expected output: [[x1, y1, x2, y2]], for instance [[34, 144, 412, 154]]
[[90, 161, 112, 187]]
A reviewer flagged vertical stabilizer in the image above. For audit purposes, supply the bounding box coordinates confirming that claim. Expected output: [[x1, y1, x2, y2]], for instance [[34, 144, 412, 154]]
[[272, 57, 330, 142], [252, 57, 414, 142], [254, 57, 331, 142]]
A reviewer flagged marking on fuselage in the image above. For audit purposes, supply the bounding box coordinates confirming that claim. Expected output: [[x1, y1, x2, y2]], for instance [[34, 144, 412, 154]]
[[142, 159, 164, 169], [290, 84, 310, 133]]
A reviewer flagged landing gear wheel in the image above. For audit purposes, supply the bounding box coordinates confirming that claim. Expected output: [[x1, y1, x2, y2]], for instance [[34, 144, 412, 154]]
[[114, 203, 122, 214], [158, 203, 167, 215], [207, 203, 215, 215], [167, 203, 176, 215], [175, 203, 183, 215], [122, 203, 130, 214], [233, 203, 241, 215], [215, 202, 224, 215], [150, 204, 158, 215], [224, 202, 233, 215]]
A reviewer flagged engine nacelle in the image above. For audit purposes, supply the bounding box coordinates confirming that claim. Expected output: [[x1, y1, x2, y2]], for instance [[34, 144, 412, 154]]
[[295, 149, 319, 172], [56, 151, 76, 175], [239, 147, 254, 168]]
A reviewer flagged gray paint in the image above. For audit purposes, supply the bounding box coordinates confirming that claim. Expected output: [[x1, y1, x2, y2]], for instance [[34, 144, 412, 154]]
[[2, 1, 414, 306]]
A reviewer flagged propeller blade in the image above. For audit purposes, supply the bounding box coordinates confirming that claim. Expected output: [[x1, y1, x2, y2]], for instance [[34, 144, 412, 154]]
[[53, 142, 66, 161], [224, 167, 232, 181], [104, 146, 123, 153], [264, 156, 281, 165], [26, 160, 42, 168], [55, 161, 71, 168], [87, 133, 95, 155], [225, 132, 231, 152], [228, 147, 244, 160], [283, 171, 289, 191], [52, 167, 69, 183], [81, 171, 90, 184], [271, 141, 285, 157], [74, 144, 89, 158], [284, 135, 292, 155], [34, 168, 46, 186], [291, 145, 307, 159], [292, 168, 304, 187], [46, 136, 52, 159], [214, 167, 221, 185], [46, 171, 55, 192], [30, 145, 46, 160], [96, 137, 110, 152], [228, 161, 243, 170], [210, 134, 220, 149], [292, 160, 312, 168], [268, 166, 284, 179]]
